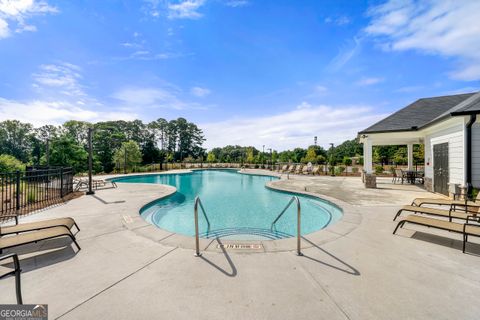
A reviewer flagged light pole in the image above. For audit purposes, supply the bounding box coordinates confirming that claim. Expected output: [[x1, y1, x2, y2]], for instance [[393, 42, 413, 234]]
[[329, 143, 335, 176], [262, 145, 265, 166], [268, 148, 272, 170], [87, 128, 94, 195]]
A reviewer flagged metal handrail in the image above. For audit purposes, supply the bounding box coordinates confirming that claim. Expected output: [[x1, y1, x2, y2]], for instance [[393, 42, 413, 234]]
[[270, 196, 302, 255], [194, 196, 211, 257]]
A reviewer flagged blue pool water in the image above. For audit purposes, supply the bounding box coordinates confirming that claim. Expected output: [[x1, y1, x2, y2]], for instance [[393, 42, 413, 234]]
[[112, 170, 342, 240]]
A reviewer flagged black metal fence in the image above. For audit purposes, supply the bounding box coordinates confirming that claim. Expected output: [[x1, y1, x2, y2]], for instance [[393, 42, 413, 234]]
[[0, 167, 74, 220]]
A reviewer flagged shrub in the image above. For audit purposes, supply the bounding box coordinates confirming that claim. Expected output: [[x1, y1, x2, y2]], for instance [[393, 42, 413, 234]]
[[0, 154, 25, 172], [335, 166, 346, 175], [374, 165, 384, 174], [343, 157, 352, 166], [352, 167, 359, 174]]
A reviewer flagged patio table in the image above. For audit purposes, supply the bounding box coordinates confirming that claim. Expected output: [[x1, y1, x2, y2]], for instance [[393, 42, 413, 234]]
[[405, 170, 424, 184]]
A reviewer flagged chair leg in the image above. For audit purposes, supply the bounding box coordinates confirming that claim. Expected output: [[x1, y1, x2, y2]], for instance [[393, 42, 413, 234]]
[[74, 222, 81, 232], [68, 235, 81, 251], [393, 209, 403, 221], [15, 266, 23, 304], [393, 220, 405, 234], [463, 234, 467, 253]]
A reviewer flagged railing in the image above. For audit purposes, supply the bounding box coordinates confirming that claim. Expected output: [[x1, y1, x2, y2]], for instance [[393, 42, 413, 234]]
[[0, 167, 74, 221], [194, 196, 211, 257], [271, 196, 302, 256]]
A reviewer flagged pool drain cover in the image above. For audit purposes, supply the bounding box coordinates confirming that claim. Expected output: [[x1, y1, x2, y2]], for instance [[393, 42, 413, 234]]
[[216, 244, 263, 250]]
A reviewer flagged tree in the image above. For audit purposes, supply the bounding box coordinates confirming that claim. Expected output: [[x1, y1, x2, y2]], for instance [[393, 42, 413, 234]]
[[0, 154, 25, 172], [207, 151, 216, 163], [246, 147, 255, 163], [0, 120, 34, 162], [304, 147, 317, 163], [343, 157, 352, 166], [48, 136, 89, 173], [113, 140, 142, 171]]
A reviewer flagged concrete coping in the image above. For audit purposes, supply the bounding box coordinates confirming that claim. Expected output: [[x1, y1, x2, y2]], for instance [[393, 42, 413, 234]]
[[115, 169, 362, 254]]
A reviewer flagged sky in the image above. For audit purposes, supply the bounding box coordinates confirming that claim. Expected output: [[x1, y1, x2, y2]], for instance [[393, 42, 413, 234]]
[[0, 0, 480, 151]]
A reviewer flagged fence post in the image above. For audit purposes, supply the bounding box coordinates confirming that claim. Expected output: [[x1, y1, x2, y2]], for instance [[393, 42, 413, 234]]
[[60, 167, 64, 198], [15, 170, 20, 212]]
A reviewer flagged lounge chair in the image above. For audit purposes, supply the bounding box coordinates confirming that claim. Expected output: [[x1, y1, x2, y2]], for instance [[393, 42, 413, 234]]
[[280, 165, 288, 173], [393, 214, 480, 253], [302, 166, 309, 174], [295, 165, 303, 174], [412, 193, 480, 209], [287, 165, 295, 173], [0, 216, 80, 237], [311, 166, 319, 175], [0, 226, 81, 254], [393, 205, 474, 222]]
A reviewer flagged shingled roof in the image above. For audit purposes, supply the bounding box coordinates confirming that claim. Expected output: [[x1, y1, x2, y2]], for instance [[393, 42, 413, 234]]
[[359, 92, 480, 134]]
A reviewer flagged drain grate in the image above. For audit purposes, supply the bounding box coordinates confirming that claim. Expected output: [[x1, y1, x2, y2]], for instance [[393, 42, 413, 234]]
[[216, 244, 263, 250]]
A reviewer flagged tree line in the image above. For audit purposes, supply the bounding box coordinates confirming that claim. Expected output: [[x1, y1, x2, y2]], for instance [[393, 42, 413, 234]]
[[0, 118, 205, 173]]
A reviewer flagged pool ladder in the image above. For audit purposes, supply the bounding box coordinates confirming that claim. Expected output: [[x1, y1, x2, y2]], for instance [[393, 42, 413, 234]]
[[194, 196, 211, 256], [193, 195, 302, 256], [271, 196, 302, 256]]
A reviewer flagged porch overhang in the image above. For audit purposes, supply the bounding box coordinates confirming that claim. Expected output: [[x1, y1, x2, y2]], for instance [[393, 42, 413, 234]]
[[358, 131, 424, 174]]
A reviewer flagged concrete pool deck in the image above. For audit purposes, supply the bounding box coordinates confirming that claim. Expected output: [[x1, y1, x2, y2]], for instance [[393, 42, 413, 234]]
[[1, 169, 480, 319]]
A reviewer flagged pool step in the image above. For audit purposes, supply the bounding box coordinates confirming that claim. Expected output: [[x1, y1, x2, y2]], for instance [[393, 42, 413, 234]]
[[199, 227, 293, 240]]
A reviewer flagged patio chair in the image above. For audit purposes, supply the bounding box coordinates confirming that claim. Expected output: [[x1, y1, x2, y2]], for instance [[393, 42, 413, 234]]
[[393, 205, 476, 222], [0, 216, 80, 237], [280, 165, 288, 173], [311, 166, 319, 175], [393, 169, 406, 184], [0, 226, 81, 254], [393, 214, 480, 253], [0, 253, 22, 304], [287, 165, 295, 173]]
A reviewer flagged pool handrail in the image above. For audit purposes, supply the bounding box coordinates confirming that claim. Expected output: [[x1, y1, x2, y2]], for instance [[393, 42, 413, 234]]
[[270, 196, 302, 256], [194, 196, 211, 256]]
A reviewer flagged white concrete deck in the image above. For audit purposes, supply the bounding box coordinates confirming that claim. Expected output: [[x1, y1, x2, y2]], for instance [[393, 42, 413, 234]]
[[1, 170, 479, 319]]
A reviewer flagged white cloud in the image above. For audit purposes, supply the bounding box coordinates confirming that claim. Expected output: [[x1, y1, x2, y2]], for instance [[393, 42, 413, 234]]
[[355, 77, 384, 86], [167, 0, 205, 19], [0, 0, 57, 39], [365, 0, 480, 81], [112, 86, 208, 110], [224, 0, 248, 7], [201, 102, 387, 150], [190, 86, 211, 97], [328, 37, 362, 71], [32, 62, 85, 97], [0, 98, 136, 127], [325, 15, 351, 26]]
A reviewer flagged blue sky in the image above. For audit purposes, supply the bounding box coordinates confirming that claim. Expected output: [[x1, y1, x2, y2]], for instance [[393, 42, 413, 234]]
[[0, 0, 479, 150]]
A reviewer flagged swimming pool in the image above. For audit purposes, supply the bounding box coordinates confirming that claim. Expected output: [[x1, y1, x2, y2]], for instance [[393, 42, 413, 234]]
[[112, 170, 342, 240]]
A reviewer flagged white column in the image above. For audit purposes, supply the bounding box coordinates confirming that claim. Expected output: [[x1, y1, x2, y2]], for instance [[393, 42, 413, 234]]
[[407, 143, 414, 171], [363, 138, 373, 174]]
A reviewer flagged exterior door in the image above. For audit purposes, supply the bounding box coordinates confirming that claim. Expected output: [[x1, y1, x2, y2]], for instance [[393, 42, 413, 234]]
[[433, 143, 449, 195]]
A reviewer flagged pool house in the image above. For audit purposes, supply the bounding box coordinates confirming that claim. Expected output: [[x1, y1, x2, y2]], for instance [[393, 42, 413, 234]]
[[359, 91, 480, 196]]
